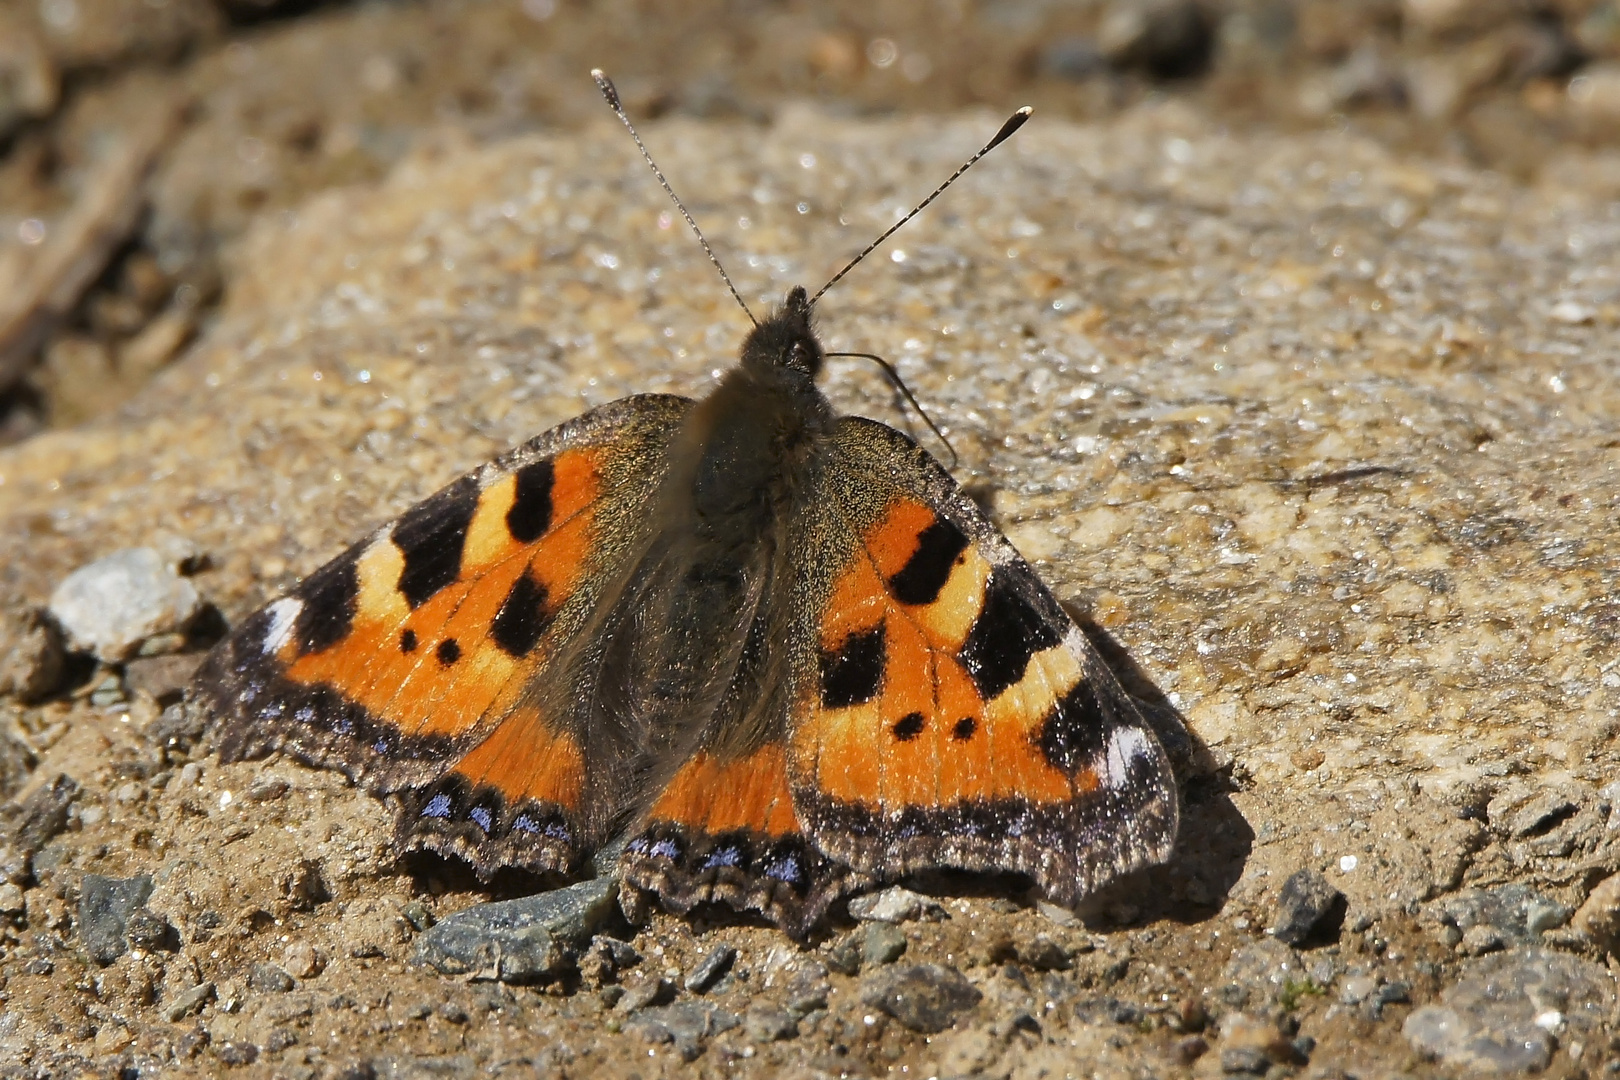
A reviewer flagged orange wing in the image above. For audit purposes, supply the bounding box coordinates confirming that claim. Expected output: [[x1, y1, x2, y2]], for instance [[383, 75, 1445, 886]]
[[193, 394, 692, 877], [787, 417, 1179, 906]]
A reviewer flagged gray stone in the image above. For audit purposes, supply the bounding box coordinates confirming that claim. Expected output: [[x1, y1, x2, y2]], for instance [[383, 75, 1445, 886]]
[[125, 906, 178, 951], [47, 546, 200, 662], [1017, 933, 1072, 971], [78, 871, 154, 965], [862, 922, 907, 966], [1429, 885, 1570, 948], [824, 934, 861, 975], [215, 1040, 259, 1066], [1220, 1047, 1271, 1075], [1504, 791, 1577, 838], [859, 963, 982, 1034], [744, 1006, 799, 1042], [411, 877, 618, 983], [1403, 947, 1614, 1073], [1, 773, 77, 884], [847, 885, 946, 924], [122, 652, 203, 702], [164, 981, 216, 1022], [1339, 973, 1378, 1005], [626, 1001, 740, 1061], [581, 935, 640, 985], [0, 882, 23, 913], [1076, 996, 1144, 1025], [684, 944, 736, 993], [616, 977, 675, 1013], [1270, 869, 1346, 946], [784, 959, 831, 1016], [247, 961, 295, 993], [1218, 938, 1305, 1008]]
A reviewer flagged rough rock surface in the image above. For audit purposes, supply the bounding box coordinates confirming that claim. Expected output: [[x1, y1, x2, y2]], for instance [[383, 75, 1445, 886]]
[[46, 546, 200, 661], [1403, 947, 1616, 1073], [0, 101, 1618, 1077]]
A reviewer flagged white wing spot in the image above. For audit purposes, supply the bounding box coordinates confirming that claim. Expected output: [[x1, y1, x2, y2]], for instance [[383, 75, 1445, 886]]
[[1101, 725, 1151, 789], [261, 598, 303, 655]]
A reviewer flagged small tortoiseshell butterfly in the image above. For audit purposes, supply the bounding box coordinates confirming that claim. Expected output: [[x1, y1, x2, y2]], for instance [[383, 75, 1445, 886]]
[[190, 72, 1178, 938]]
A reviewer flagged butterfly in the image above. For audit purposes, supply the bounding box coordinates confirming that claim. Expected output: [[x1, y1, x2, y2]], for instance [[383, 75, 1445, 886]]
[[188, 72, 1179, 939]]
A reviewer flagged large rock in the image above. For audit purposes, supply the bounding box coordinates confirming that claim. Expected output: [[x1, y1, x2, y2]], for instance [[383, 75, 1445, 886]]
[[412, 878, 618, 983], [1404, 947, 1615, 1073]]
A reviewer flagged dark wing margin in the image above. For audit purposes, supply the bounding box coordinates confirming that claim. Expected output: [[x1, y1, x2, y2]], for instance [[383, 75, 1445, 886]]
[[785, 415, 1179, 908], [188, 393, 694, 877]]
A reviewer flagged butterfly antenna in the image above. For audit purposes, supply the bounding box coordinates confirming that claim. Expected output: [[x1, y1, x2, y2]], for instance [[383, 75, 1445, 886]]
[[809, 106, 1031, 308], [592, 69, 757, 327], [826, 351, 959, 468]]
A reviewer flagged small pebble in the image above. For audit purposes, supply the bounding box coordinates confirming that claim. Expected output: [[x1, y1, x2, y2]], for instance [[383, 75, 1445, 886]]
[[1172, 1035, 1209, 1064], [123, 653, 203, 702], [862, 922, 907, 965], [1339, 973, 1378, 1004], [246, 775, 290, 802], [164, 982, 216, 1022], [1017, 933, 1072, 971], [78, 872, 154, 965], [125, 907, 178, 952], [859, 963, 981, 1034], [616, 977, 674, 1013], [1220, 1047, 1270, 1075], [824, 935, 861, 975], [400, 901, 433, 932], [848, 885, 946, 924], [48, 546, 201, 662], [744, 1006, 799, 1042], [684, 944, 736, 993], [1036, 900, 1078, 927], [1270, 869, 1346, 946], [215, 1041, 259, 1066], [0, 882, 24, 914], [247, 961, 295, 993], [283, 941, 325, 978]]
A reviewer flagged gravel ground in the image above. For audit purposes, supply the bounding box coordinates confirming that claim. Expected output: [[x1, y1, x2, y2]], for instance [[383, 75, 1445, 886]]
[[1, 93, 1619, 1077]]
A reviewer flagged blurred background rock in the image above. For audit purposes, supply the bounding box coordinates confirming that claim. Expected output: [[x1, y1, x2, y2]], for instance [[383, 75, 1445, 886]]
[[0, 0, 1614, 443]]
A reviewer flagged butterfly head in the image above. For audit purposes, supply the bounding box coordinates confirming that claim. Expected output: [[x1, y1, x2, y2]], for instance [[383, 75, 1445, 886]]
[[739, 286, 823, 381]]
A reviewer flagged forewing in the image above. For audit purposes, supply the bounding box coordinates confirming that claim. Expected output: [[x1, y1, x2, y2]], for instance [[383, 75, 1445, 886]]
[[786, 416, 1178, 906], [190, 394, 694, 877]]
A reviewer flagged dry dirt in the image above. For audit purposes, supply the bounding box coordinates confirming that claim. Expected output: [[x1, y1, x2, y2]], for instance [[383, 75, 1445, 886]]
[[0, 27, 1619, 1080]]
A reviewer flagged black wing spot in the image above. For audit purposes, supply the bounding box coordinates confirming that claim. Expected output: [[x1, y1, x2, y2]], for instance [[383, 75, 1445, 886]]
[[887, 517, 969, 606], [819, 624, 886, 708], [435, 638, 462, 666], [892, 712, 925, 741], [393, 476, 479, 609], [490, 573, 552, 658], [1036, 679, 1108, 774], [294, 547, 360, 655], [506, 460, 556, 543], [957, 568, 1062, 700], [400, 628, 418, 653], [952, 716, 977, 741]]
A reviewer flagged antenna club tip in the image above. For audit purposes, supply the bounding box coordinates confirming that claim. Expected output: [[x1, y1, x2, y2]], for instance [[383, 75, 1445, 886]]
[[591, 69, 620, 108], [1016, 105, 1033, 117]]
